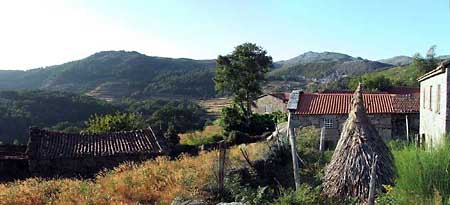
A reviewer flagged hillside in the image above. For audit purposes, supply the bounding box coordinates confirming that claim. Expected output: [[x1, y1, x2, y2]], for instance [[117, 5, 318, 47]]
[[0, 90, 207, 144], [377, 56, 413, 66], [0, 90, 116, 144], [0, 51, 217, 100], [268, 52, 392, 82]]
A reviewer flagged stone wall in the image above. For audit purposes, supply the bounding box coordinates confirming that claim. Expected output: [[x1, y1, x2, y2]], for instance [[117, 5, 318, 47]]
[[0, 158, 29, 181], [0, 145, 29, 181], [253, 95, 286, 114], [29, 153, 159, 178], [291, 113, 403, 147]]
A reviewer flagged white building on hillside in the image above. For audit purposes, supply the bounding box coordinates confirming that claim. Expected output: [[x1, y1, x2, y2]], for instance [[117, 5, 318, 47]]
[[418, 59, 450, 146]]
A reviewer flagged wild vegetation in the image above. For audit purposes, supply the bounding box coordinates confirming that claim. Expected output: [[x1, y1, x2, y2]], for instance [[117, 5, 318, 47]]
[[0, 90, 207, 144], [0, 142, 270, 205]]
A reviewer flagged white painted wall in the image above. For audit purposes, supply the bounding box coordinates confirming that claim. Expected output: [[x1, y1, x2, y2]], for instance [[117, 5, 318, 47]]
[[419, 69, 448, 146]]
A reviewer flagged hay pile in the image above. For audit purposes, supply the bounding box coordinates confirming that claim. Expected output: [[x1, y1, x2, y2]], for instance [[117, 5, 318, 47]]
[[323, 84, 394, 201]]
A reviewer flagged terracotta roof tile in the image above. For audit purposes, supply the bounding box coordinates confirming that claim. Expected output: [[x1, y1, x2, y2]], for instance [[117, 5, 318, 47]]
[[27, 128, 166, 160], [295, 93, 419, 115]]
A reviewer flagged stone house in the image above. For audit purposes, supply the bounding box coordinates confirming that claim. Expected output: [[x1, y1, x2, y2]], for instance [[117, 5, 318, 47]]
[[288, 91, 419, 147], [418, 59, 450, 146], [253, 93, 290, 114], [26, 127, 167, 177]]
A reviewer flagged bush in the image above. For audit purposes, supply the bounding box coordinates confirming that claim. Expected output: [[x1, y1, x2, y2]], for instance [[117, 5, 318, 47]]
[[225, 131, 251, 145], [83, 112, 145, 134], [274, 184, 323, 205], [219, 106, 276, 136]]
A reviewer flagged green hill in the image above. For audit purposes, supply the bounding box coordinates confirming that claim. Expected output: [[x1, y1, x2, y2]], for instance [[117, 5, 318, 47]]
[[269, 51, 392, 81], [0, 51, 217, 100]]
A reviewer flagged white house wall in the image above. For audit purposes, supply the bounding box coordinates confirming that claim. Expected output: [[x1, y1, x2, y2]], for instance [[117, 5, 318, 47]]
[[419, 69, 448, 146]]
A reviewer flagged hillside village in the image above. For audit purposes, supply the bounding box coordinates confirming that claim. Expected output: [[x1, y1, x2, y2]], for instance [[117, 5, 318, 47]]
[[0, 43, 449, 204]]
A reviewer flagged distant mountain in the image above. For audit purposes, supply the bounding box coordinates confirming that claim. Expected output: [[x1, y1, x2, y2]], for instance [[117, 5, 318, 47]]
[[277, 51, 357, 67], [0, 51, 217, 100], [377, 56, 413, 66], [438, 55, 450, 60], [269, 51, 392, 82]]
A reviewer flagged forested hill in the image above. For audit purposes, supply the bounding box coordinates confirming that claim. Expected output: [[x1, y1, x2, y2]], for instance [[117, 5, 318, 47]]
[[268, 51, 393, 81], [0, 51, 217, 100], [0, 90, 207, 144]]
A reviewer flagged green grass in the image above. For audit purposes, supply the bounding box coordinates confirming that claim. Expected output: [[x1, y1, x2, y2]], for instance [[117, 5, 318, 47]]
[[387, 140, 450, 204]]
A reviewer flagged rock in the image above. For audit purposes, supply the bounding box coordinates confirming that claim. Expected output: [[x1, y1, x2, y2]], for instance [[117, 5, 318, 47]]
[[171, 197, 207, 205]]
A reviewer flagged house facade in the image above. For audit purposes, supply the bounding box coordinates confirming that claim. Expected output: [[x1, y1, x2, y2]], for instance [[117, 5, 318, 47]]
[[288, 91, 420, 147], [418, 60, 450, 146], [253, 93, 290, 114]]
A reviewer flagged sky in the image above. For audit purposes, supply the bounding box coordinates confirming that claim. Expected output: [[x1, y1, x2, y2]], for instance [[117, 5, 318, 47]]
[[0, 0, 449, 70]]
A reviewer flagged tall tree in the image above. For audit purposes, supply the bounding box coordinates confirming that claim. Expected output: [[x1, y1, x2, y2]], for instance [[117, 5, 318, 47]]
[[413, 45, 439, 72], [214, 43, 273, 122]]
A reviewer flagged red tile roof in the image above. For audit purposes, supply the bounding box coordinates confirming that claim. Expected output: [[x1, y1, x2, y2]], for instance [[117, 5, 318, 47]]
[[295, 93, 419, 115]]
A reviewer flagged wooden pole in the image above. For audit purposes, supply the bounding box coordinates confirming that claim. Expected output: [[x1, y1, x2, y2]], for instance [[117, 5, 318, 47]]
[[405, 115, 409, 143], [288, 111, 301, 190], [319, 127, 325, 153], [218, 141, 226, 198], [368, 155, 378, 205]]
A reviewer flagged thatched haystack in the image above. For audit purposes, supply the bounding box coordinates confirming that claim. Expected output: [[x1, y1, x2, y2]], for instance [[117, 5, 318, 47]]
[[323, 83, 394, 201]]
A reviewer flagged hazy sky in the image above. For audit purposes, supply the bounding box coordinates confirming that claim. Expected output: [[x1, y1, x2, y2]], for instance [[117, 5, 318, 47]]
[[1, 0, 449, 70]]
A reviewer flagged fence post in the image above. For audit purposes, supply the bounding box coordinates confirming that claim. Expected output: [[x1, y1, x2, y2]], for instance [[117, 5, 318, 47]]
[[218, 141, 226, 199], [368, 155, 378, 205], [405, 115, 409, 143], [319, 127, 325, 153], [288, 111, 301, 190], [415, 134, 420, 148]]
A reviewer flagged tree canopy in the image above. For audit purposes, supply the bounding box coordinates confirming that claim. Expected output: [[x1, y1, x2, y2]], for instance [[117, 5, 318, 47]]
[[214, 43, 273, 120]]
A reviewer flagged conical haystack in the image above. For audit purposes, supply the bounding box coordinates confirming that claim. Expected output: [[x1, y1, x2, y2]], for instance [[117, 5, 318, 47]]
[[323, 83, 394, 201]]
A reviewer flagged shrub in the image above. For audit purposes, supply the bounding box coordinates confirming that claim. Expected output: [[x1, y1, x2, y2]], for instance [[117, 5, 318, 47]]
[[274, 184, 323, 205], [83, 112, 145, 134], [225, 131, 251, 145]]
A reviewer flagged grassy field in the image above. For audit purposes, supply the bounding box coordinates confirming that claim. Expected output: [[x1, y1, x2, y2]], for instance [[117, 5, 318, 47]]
[[0, 142, 269, 205], [198, 97, 231, 119]]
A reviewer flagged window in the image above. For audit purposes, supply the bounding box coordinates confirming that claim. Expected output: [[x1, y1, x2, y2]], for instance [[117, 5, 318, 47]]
[[436, 84, 441, 113], [265, 105, 272, 113], [323, 118, 333, 129], [423, 88, 426, 109], [429, 86, 433, 111]]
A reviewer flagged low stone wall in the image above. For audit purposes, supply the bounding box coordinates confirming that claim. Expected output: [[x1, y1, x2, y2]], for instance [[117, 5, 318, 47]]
[[291, 113, 417, 146], [0, 157, 29, 181], [29, 153, 159, 178]]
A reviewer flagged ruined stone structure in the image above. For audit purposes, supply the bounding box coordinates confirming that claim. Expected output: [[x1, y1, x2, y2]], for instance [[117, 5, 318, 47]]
[[0, 145, 29, 181], [289, 90, 419, 147], [26, 127, 167, 177], [418, 59, 450, 146], [253, 93, 290, 114]]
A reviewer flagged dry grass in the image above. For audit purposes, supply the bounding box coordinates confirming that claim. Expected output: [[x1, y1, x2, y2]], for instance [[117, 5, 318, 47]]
[[198, 97, 231, 118], [179, 125, 224, 145], [0, 142, 269, 205]]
